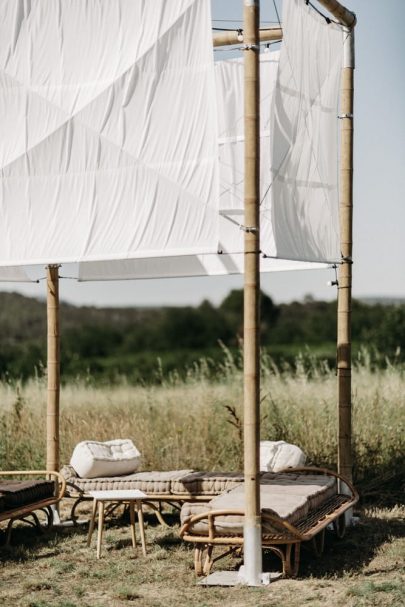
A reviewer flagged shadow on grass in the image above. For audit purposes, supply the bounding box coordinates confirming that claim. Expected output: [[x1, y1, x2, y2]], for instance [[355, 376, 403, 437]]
[[295, 509, 405, 579], [1, 507, 403, 581], [0, 517, 88, 563]]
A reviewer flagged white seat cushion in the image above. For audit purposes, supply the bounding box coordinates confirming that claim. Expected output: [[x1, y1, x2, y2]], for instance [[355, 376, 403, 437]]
[[260, 441, 306, 472], [70, 439, 141, 478]]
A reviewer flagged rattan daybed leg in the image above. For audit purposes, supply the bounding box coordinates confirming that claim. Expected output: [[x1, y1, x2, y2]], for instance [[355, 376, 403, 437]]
[[285, 542, 301, 578], [312, 529, 325, 557], [70, 496, 85, 523], [203, 545, 214, 576], [45, 506, 54, 529], [142, 501, 169, 528], [333, 513, 346, 539], [194, 545, 204, 576], [267, 546, 288, 576], [22, 511, 44, 534], [5, 519, 14, 545]]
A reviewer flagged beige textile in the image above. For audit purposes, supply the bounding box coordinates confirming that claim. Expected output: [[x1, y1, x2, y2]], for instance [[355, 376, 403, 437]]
[[171, 471, 244, 495], [70, 439, 141, 479], [181, 474, 337, 536], [62, 465, 194, 495]]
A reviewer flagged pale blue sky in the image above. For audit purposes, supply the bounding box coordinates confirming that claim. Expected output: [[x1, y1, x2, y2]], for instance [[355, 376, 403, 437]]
[[1, 0, 404, 307]]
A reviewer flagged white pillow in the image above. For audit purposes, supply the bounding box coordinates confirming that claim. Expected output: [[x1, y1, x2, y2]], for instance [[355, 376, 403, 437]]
[[70, 439, 141, 478], [260, 440, 306, 472]]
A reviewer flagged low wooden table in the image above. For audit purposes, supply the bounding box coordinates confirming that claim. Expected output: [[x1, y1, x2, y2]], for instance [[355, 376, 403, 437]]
[[87, 490, 148, 559]]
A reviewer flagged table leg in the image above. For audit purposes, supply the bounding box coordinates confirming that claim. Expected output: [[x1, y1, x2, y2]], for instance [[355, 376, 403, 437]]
[[87, 498, 98, 547], [129, 501, 137, 552], [137, 501, 147, 556], [96, 501, 104, 559]]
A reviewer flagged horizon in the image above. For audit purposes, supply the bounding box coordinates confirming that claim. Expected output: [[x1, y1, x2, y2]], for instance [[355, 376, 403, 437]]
[[2, 286, 404, 310]]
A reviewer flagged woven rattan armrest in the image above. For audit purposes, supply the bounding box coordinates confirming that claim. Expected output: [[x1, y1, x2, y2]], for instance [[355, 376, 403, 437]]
[[0, 470, 66, 523]]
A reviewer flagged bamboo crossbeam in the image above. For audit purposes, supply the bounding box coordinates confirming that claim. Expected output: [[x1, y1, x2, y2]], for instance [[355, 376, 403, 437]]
[[213, 27, 282, 48], [316, 0, 356, 27]]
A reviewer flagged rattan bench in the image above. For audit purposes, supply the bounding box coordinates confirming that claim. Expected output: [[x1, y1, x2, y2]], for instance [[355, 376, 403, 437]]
[[0, 471, 66, 544], [179, 467, 358, 577], [60, 466, 246, 523]]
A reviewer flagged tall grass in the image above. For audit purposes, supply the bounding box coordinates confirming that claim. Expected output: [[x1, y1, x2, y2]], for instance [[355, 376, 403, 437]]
[[0, 349, 403, 504]]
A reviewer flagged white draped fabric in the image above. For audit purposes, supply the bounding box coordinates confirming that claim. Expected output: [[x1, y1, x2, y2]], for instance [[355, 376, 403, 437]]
[[0, 0, 342, 282], [0, 0, 218, 268], [270, 0, 343, 263], [79, 52, 327, 281], [0, 266, 32, 282]]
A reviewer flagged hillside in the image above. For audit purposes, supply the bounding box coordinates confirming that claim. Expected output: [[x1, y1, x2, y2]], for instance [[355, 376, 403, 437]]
[[0, 290, 404, 382]]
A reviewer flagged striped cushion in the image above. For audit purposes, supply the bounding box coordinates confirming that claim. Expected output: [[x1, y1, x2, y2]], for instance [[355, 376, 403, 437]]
[[61, 466, 194, 494], [172, 471, 244, 496], [0, 480, 55, 512]]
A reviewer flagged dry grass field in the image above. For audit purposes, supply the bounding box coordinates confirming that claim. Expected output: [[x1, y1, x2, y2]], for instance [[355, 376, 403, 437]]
[[0, 504, 404, 607], [1, 353, 404, 605]]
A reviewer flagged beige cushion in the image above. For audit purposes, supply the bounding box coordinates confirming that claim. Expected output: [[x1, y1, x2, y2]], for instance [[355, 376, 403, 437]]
[[70, 439, 141, 479], [260, 441, 306, 472], [181, 473, 337, 536], [172, 471, 244, 496], [61, 466, 195, 494]]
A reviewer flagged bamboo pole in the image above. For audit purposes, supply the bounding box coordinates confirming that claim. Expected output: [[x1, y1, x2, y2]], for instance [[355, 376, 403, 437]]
[[337, 28, 355, 483], [317, 0, 356, 483], [213, 27, 282, 48], [46, 265, 60, 473], [243, 0, 262, 586], [316, 0, 356, 27]]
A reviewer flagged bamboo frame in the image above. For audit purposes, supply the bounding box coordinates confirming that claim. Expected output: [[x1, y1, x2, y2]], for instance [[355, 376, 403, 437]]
[[46, 265, 60, 474], [225, 0, 356, 493], [319, 0, 356, 493], [316, 0, 356, 27], [213, 27, 282, 48], [243, 0, 262, 584]]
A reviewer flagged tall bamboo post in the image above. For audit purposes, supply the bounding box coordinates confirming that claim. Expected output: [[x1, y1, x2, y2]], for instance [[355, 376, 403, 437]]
[[46, 265, 60, 474], [317, 0, 356, 484], [337, 29, 355, 484], [243, 0, 262, 585]]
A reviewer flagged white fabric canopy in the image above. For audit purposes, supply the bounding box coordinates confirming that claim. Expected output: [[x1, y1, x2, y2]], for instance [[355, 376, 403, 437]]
[[0, 0, 218, 267], [0, 0, 342, 282], [79, 52, 327, 281], [270, 0, 343, 263], [0, 266, 32, 282]]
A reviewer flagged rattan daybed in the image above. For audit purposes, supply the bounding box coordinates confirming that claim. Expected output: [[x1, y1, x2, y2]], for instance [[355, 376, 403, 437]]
[[0, 471, 66, 544], [61, 465, 246, 522], [179, 467, 358, 577]]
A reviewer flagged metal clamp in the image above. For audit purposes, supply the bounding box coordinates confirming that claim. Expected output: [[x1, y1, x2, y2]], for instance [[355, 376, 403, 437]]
[[338, 113, 353, 119], [240, 225, 258, 233], [242, 44, 260, 51]]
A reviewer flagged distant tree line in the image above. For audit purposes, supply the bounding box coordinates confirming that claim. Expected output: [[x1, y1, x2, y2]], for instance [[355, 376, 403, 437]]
[[0, 290, 404, 382]]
